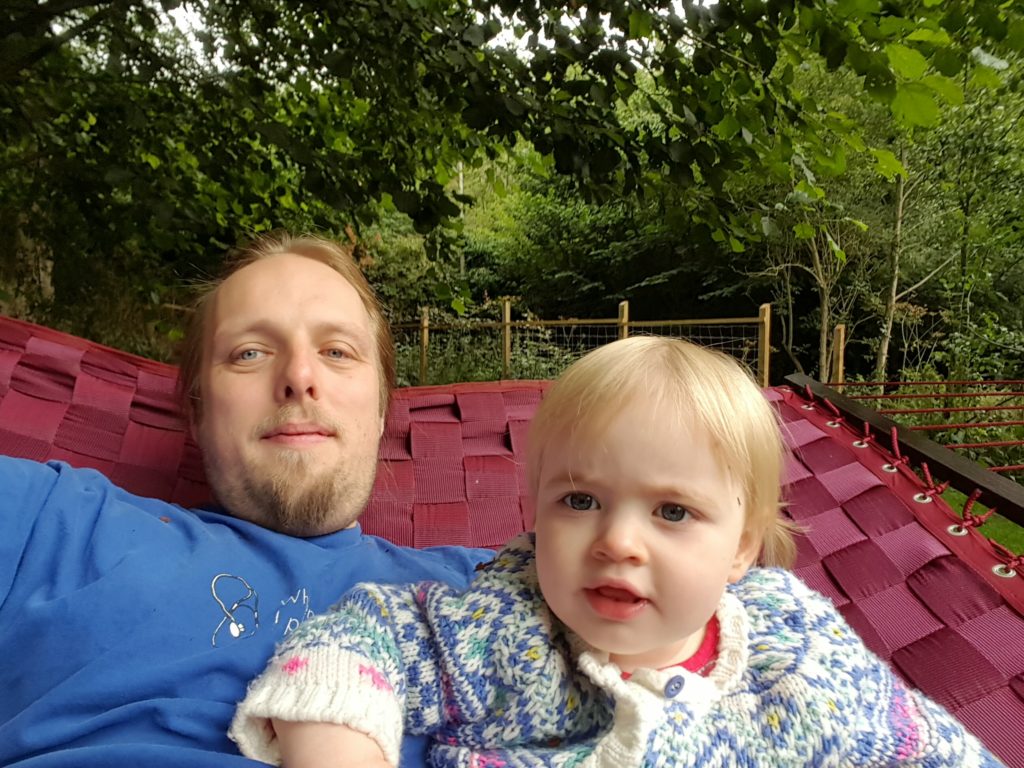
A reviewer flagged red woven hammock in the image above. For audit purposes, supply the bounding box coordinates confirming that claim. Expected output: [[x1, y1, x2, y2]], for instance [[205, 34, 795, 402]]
[[1, 315, 1022, 766]]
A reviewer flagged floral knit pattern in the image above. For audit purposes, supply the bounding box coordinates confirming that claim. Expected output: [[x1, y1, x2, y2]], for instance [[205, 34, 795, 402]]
[[230, 535, 1003, 768]]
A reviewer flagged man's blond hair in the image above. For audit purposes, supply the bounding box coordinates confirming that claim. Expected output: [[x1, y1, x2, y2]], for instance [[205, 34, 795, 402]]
[[176, 232, 394, 425]]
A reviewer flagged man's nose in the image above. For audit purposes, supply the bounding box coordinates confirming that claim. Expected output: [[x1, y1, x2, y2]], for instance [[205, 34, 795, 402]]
[[277, 348, 319, 402], [590, 514, 647, 564]]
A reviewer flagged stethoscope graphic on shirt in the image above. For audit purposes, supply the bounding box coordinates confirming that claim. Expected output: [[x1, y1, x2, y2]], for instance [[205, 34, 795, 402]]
[[210, 573, 260, 646]]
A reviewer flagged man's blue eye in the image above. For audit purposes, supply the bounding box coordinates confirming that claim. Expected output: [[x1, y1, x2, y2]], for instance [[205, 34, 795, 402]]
[[659, 504, 689, 522], [563, 493, 597, 511], [238, 349, 261, 361], [324, 348, 347, 359]]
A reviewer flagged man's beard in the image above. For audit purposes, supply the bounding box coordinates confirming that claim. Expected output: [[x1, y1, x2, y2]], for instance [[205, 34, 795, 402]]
[[241, 450, 366, 536], [203, 405, 378, 536]]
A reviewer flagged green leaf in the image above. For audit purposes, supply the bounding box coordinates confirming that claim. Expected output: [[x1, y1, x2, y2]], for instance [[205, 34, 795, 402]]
[[891, 83, 939, 128], [140, 152, 161, 169], [629, 10, 653, 39], [729, 236, 745, 253], [931, 48, 962, 76], [814, 146, 847, 176], [1008, 20, 1024, 53], [826, 232, 847, 263], [869, 148, 906, 180], [971, 65, 1003, 90], [713, 114, 741, 140], [921, 74, 963, 105], [886, 44, 929, 80], [795, 179, 825, 201], [794, 222, 815, 240], [906, 28, 951, 46], [836, 0, 881, 17], [864, 62, 896, 102]]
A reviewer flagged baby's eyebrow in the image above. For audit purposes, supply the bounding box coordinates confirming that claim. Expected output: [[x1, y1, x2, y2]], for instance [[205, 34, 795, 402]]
[[542, 470, 587, 488]]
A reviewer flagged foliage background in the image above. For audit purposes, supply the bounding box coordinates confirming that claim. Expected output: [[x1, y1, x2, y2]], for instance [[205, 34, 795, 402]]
[[3, 0, 1023, 388]]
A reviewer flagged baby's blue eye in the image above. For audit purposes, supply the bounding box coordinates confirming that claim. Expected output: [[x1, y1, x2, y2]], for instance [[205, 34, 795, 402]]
[[563, 493, 598, 511], [659, 504, 689, 522]]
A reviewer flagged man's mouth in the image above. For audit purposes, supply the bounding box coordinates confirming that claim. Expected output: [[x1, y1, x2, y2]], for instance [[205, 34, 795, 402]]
[[261, 423, 336, 443]]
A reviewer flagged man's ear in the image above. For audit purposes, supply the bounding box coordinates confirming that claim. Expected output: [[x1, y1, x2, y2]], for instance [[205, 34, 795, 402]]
[[728, 526, 762, 584]]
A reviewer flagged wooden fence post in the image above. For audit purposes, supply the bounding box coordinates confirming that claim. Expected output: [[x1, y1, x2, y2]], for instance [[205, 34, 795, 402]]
[[618, 300, 629, 340], [757, 303, 771, 388], [419, 306, 429, 385], [831, 324, 846, 390], [502, 298, 511, 379]]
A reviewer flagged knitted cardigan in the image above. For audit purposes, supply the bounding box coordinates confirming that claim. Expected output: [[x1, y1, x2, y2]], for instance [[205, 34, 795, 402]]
[[230, 534, 1003, 767]]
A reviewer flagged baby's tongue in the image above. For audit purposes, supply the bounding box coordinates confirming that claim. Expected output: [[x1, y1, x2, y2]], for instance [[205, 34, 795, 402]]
[[596, 586, 639, 602]]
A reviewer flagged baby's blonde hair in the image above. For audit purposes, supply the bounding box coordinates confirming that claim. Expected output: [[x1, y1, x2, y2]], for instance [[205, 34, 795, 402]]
[[527, 336, 796, 568]]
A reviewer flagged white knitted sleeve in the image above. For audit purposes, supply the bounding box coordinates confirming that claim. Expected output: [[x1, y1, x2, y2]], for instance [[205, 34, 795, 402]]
[[228, 583, 431, 767]]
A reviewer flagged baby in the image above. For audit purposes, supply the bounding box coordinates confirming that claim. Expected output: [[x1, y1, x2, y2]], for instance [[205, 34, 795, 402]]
[[230, 336, 1003, 767]]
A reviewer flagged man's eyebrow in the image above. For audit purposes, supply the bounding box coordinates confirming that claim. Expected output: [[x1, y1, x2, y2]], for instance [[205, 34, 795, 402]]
[[212, 319, 372, 348]]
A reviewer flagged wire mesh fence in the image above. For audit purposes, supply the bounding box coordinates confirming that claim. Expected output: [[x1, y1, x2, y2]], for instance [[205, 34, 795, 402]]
[[393, 301, 770, 387]]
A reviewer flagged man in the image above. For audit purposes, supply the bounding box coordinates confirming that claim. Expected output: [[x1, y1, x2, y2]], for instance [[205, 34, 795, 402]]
[[0, 233, 492, 767]]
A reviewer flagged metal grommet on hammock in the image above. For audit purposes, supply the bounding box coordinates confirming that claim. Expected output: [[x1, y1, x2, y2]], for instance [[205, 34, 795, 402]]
[[947, 524, 968, 537], [913, 492, 933, 504], [825, 420, 841, 428], [852, 439, 868, 448], [882, 463, 899, 473], [992, 564, 1017, 579], [801, 404, 814, 411]]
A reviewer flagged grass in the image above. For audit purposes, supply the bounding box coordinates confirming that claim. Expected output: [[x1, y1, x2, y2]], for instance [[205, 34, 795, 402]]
[[941, 487, 1024, 555]]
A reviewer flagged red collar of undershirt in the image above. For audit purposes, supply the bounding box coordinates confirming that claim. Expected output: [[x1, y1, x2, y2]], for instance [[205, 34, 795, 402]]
[[620, 614, 720, 679]]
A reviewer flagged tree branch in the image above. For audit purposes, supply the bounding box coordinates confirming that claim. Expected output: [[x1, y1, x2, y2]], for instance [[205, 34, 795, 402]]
[[895, 255, 955, 302]]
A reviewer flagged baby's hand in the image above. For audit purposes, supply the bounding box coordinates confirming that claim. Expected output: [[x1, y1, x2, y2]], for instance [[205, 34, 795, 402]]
[[272, 719, 392, 768]]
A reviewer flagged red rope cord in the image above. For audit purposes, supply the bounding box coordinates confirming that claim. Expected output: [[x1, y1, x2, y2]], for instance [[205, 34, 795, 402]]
[[821, 397, 842, 418], [828, 379, 1024, 387], [888, 427, 908, 465], [946, 440, 1024, 449], [909, 420, 1024, 431], [988, 464, 1024, 472], [959, 489, 996, 528], [850, 391, 1024, 401], [918, 462, 950, 497], [880, 404, 1024, 415], [990, 540, 1024, 573]]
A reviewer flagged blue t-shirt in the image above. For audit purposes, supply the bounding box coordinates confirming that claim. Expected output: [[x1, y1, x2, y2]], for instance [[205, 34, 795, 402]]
[[0, 456, 492, 767]]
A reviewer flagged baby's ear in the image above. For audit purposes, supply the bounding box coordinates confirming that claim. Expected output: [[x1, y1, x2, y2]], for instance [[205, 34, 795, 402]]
[[728, 526, 762, 583]]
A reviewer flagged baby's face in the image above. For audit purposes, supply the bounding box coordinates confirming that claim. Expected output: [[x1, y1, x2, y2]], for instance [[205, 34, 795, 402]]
[[533, 402, 759, 674]]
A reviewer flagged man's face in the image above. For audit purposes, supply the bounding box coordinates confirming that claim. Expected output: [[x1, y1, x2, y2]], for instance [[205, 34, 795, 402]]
[[195, 253, 384, 536]]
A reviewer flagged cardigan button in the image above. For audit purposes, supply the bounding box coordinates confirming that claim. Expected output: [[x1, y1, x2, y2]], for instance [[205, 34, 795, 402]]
[[664, 675, 685, 698]]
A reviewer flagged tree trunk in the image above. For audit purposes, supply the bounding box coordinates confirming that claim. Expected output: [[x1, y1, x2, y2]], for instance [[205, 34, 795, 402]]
[[873, 144, 907, 383], [954, 192, 972, 378], [808, 237, 831, 380]]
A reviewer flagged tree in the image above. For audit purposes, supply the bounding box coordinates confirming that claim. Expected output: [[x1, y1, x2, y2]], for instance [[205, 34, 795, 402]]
[[4, 0, 1023, 363]]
